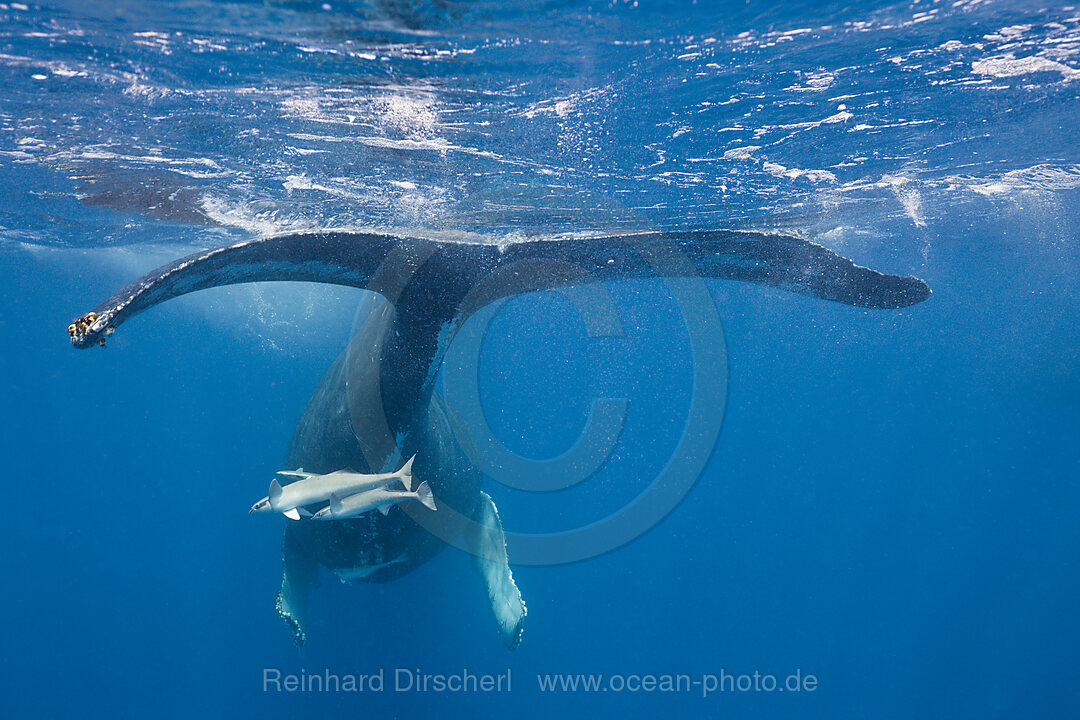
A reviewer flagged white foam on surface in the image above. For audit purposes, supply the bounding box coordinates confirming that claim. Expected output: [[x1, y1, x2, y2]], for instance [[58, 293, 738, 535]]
[[972, 54, 1080, 80], [763, 162, 836, 183], [199, 195, 313, 236], [755, 111, 853, 137], [722, 145, 760, 160], [967, 164, 1080, 196]]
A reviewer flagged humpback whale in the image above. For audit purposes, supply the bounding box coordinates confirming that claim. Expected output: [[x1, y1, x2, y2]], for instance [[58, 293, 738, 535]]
[[67, 229, 930, 649]]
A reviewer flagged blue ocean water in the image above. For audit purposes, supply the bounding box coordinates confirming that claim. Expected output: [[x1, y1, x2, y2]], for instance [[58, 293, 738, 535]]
[[2, 0, 1079, 717]]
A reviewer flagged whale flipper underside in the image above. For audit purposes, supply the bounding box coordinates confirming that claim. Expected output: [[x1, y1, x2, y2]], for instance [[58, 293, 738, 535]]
[[465, 491, 527, 650]]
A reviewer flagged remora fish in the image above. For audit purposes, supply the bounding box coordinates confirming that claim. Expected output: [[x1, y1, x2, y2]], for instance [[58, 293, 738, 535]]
[[312, 482, 436, 521], [250, 456, 415, 519]]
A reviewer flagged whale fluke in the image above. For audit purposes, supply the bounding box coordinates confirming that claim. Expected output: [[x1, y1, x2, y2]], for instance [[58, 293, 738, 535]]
[[67, 230, 929, 444], [67, 230, 928, 348]]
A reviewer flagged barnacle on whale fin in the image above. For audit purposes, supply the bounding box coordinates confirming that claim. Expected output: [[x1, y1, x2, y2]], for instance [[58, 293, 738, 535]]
[[507, 600, 527, 650], [276, 591, 306, 649], [68, 311, 106, 346]]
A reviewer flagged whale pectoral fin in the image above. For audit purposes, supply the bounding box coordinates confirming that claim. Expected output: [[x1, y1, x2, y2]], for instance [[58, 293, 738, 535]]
[[464, 491, 527, 650], [277, 527, 320, 649]]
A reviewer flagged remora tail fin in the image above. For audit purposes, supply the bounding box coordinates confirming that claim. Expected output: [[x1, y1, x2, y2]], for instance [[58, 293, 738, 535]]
[[413, 481, 436, 512]]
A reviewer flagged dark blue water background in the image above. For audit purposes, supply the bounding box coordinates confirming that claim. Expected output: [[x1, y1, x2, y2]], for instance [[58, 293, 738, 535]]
[[1, 1, 1078, 717]]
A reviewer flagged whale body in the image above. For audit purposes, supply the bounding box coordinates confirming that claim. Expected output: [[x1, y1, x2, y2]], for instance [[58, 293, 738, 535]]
[[68, 229, 930, 649]]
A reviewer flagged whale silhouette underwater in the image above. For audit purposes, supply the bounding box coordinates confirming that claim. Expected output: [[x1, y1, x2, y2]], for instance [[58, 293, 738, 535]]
[[68, 229, 931, 649]]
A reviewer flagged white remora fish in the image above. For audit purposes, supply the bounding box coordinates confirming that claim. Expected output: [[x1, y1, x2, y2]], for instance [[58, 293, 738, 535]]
[[311, 481, 436, 521], [249, 456, 414, 520]]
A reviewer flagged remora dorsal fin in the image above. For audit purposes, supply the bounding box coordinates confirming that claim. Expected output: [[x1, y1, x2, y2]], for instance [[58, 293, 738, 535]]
[[397, 454, 415, 492]]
